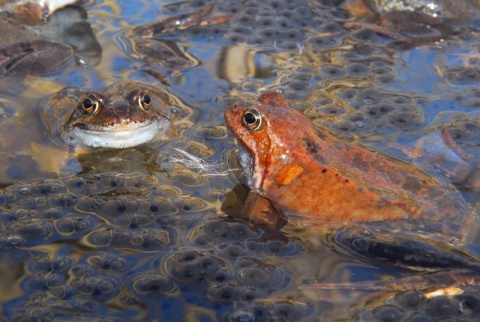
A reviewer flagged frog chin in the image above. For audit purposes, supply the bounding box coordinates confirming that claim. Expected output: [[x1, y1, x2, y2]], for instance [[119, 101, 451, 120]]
[[62, 118, 168, 148], [237, 144, 263, 191]]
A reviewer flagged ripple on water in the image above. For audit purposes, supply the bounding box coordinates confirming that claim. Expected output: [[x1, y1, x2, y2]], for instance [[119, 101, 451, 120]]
[[1, 0, 480, 320]]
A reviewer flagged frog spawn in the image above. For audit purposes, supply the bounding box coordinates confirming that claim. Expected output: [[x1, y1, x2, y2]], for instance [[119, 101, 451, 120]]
[[3, 0, 480, 321], [160, 0, 341, 49], [156, 0, 440, 143], [196, 0, 480, 144], [0, 172, 305, 321], [305, 87, 426, 136], [5, 233, 305, 321], [355, 290, 480, 321]]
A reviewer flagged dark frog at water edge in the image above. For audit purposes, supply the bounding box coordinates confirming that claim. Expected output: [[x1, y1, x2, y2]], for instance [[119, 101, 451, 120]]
[[224, 91, 479, 271], [38, 81, 190, 149], [343, 0, 480, 42], [0, 1, 101, 77]]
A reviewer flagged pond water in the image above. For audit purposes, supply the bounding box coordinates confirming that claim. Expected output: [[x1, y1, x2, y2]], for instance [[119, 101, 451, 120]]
[[1, 0, 480, 321]]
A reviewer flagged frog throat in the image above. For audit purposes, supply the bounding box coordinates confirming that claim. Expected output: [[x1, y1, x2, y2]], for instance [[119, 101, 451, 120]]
[[237, 143, 263, 190]]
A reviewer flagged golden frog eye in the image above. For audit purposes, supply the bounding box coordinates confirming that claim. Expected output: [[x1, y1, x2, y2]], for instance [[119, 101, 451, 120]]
[[139, 93, 151, 110], [242, 108, 263, 131], [81, 97, 99, 115]]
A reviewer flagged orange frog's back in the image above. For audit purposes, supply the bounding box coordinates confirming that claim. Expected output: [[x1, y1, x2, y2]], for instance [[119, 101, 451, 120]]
[[225, 92, 476, 247]]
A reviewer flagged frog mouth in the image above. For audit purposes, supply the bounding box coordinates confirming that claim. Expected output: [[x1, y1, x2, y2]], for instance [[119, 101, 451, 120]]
[[62, 118, 169, 148]]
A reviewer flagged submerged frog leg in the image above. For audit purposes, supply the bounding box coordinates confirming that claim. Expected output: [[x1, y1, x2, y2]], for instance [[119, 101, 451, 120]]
[[401, 128, 480, 189], [222, 184, 286, 230], [331, 225, 480, 271], [242, 191, 287, 230], [300, 269, 480, 302]]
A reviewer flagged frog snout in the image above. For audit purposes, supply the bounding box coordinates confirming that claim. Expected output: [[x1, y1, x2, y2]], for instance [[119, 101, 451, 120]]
[[111, 101, 132, 121]]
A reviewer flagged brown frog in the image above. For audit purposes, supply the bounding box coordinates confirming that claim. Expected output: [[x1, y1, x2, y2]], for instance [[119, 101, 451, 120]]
[[0, 0, 100, 77], [343, 0, 480, 42], [0, 81, 189, 185], [122, 6, 232, 68], [225, 91, 479, 270], [39, 81, 182, 149]]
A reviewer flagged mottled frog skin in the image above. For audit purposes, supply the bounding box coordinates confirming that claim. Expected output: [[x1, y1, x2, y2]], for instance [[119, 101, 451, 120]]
[[225, 91, 478, 269], [39, 81, 176, 149]]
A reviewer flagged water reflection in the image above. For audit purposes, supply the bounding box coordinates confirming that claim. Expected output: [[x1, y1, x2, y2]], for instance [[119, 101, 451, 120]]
[[0, 0, 479, 320]]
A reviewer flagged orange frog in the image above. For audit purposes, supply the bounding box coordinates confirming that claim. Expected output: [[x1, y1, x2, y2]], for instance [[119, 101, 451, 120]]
[[224, 91, 479, 270]]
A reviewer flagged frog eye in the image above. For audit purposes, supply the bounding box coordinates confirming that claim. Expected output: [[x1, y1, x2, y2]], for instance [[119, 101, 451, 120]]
[[139, 93, 151, 110], [242, 109, 263, 131], [81, 97, 99, 115]]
